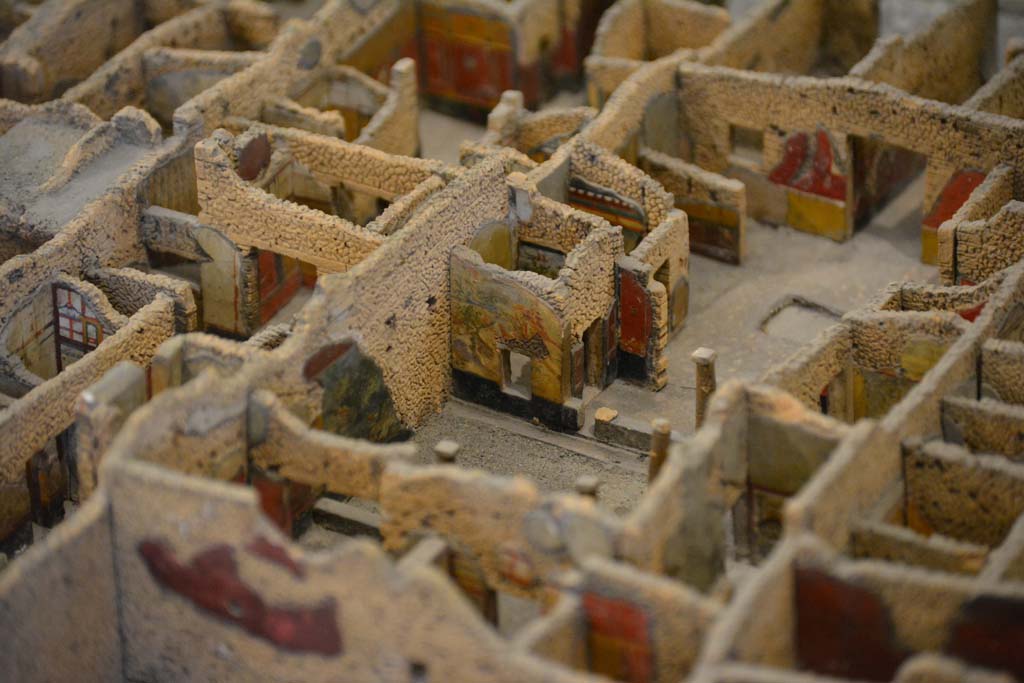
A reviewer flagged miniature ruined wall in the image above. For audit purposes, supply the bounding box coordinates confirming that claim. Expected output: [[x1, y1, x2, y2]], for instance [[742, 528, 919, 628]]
[[627, 209, 688, 330], [948, 202, 1024, 285], [2, 273, 129, 379], [269, 122, 442, 197], [847, 311, 968, 384], [764, 303, 975, 429], [194, 129, 388, 273], [87, 266, 198, 332], [337, 0, 415, 82], [784, 422, 902, 552], [122, 369, 248, 479], [591, 0, 728, 61], [622, 379, 853, 583], [646, 0, 730, 60], [0, 117, 164, 331], [698, 0, 875, 77], [482, 93, 595, 162], [111, 0, 417, 238], [739, 386, 848, 563], [384, 461, 596, 598], [450, 245, 571, 407], [514, 108, 595, 159], [761, 323, 851, 411], [966, 53, 1024, 118], [140, 48, 264, 129], [2, 278, 61, 382], [573, 556, 720, 683], [349, 58, 419, 156], [516, 594, 587, 671], [885, 278, 1001, 320], [619, 393, 736, 590], [0, 296, 175, 540], [0, 493, 122, 681], [10, 2, 1024, 680], [272, 157, 512, 429], [557, 231, 621, 342], [639, 147, 745, 264], [231, 58, 419, 158], [519, 139, 684, 387], [140, 142, 202, 213], [695, 532, 807, 672], [590, 0, 645, 62], [63, 1, 279, 119], [677, 61, 1024, 243], [880, 322, 985, 445], [416, 0, 564, 109], [581, 54, 682, 156], [585, 0, 728, 106], [99, 439, 600, 683], [149, 333, 268, 396], [694, 534, 1024, 680], [0, 0, 195, 102], [364, 175, 445, 237], [174, 0, 401, 137], [75, 362, 147, 500], [981, 338, 1024, 406], [248, 390, 415, 502], [568, 138, 672, 227], [517, 200, 624, 341], [942, 394, 1024, 462], [246, 96, 347, 140], [136, 205, 260, 335], [71, 367, 629, 683], [787, 264, 1024, 557], [850, 0, 996, 105], [937, 164, 1015, 284], [700, 0, 823, 74], [518, 192, 605, 255], [838, 310, 967, 427]]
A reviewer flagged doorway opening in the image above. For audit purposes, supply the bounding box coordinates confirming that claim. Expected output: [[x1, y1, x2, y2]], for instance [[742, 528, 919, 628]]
[[851, 137, 927, 259], [501, 349, 532, 399]]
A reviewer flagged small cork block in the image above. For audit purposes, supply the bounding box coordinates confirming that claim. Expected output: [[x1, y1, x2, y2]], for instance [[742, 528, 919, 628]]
[[594, 406, 618, 423], [575, 475, 600, 498], [651, 418, 671, 434], [434, 440, 460, 463], [691, 347, 717, 365]]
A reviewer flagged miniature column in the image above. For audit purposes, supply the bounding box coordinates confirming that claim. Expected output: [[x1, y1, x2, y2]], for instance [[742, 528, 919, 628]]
[[691, 347, 717, 429], [648, 418, 671, 483], [434, 440, 460, 464], [575, 474, 600, 500]]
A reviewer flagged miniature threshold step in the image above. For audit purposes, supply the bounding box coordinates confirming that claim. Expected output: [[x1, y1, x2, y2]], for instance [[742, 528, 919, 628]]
[[445, 398, 648, 474], [591, 405, 686, 453], [311, 497, 381, 539]]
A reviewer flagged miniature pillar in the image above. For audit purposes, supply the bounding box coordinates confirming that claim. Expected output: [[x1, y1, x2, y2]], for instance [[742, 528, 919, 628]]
[[575, 474, 600, 499], [692, 347, 717, 428], [434, 440, 460, 464], [648, 418, 671, 482]]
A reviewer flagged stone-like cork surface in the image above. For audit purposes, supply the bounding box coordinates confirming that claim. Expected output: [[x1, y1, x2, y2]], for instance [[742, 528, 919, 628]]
[[4, 2, 1024, 683]]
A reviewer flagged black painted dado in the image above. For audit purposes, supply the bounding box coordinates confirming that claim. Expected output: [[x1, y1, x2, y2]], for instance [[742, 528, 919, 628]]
[[452, 369, 581, 431]]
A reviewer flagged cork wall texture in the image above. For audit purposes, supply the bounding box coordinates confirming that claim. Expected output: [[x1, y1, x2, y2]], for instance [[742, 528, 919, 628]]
[[3, 1, 1024, 682]]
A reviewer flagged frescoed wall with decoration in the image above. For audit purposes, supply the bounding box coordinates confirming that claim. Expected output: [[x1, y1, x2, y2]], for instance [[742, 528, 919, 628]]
[[414, 0, 611, 114], [450, 245, 575, 428], [2, 277, 126, 383]]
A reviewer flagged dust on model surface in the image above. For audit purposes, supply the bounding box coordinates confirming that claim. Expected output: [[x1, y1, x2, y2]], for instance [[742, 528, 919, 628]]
[[2, 1, 1024, 682]]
